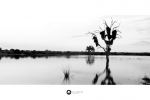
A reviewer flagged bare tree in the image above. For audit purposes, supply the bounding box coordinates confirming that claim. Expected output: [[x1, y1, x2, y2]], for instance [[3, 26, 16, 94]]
[[87, 18, 121, 68]]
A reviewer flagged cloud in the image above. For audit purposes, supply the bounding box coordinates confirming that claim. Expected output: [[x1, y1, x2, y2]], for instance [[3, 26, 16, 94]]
[[128, 16, 150, 35], [101, 15, 138, 20], [133, 17, 150, 22], [133, 41, 150, 45], [70, 35, 88, 38], [143, 37, 150, 40]]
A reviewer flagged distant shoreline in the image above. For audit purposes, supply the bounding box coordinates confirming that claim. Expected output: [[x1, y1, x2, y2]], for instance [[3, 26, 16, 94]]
[[0, 51, 150, 56]]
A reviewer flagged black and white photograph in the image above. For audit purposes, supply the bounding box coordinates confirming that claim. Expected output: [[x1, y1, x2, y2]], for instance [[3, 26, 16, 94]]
[[0, 0, 150, 100]]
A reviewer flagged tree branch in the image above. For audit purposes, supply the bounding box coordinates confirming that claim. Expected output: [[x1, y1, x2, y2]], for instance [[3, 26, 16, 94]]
[[103, 20, 109, 27], [99, 26, 103, 31], [110, 18, 117, 28], [116, 29, 121, 33], [116, 34, 122, 39], [113, 22, 121, 30], [94, 30, 100, 33], [86, 31, 96, 36], [87, 31, 106, 52], [97, 44, 106, 52]]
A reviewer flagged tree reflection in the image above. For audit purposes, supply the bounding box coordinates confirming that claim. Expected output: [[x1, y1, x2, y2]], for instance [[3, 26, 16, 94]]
[[86, 55, 95, 65], [101, 67, 116, 85], [92, 57, 116, 85]]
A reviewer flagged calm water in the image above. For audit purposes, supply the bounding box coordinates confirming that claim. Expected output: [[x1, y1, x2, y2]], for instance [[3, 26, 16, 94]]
[[0, 55, 150, 85]]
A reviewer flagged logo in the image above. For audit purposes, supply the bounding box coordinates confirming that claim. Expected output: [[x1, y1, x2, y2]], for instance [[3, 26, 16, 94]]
[[66, 90, 72, 95], [66, 90, 83, 95]]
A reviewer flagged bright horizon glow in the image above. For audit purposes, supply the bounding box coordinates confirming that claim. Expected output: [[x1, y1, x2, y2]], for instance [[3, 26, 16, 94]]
[[0, 0, 150, 52]]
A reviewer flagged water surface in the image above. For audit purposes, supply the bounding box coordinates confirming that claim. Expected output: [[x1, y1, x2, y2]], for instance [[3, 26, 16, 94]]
[[0, 55, 149, 85]]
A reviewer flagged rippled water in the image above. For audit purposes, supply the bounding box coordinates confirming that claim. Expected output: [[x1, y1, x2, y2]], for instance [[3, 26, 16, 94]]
[[0, 55, 149, 85]]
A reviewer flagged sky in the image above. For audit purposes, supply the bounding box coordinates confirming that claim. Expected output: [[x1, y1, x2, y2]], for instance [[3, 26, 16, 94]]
[[0, 0, 150, 52]]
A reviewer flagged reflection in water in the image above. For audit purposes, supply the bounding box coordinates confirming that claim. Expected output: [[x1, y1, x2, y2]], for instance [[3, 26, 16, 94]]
[[1, 55, 42, 59], [101, 67, 116, 85], [0, 55, 149, 85], [66, 55, 71, 59], [92, 70, 105, 84], [14, 55, 20, 60], [0, 55, 75, 60], [92, 56, 116, 85], [140, 74, 150, 85], [86, 55, 95, 65], [61, 67, 74, 84]]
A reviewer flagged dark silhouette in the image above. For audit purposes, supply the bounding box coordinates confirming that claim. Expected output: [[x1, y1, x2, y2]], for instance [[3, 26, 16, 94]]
[[14, 55, 20, 59], [92, 36, 99, 47], [141, 74, 150, 85], [86, 45, 95, 53], [61, 67, 74, 84], [87, 18, 119, 85], [0, 45, 150, 59], [87, 18, 121, 60], [0, 49, 150, 61], [101, 68, 116, 85], [92, 57, 116, 85], [86, 55, 95, 65]]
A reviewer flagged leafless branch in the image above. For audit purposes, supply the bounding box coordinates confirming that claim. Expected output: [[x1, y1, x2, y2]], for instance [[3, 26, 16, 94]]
[[87, 31, 106, 52], [94, 30, 100, 33], [116, 29, 121, 33], [97, 44, 106, 52], [86, 31, 96, 36], [111, 18, 113, 25], [113, 22, 121, 30], [116, 34, 122, 39], [103, 20, 109, 27], [99, 26, 103, 31], [111, 20, 117, 28]]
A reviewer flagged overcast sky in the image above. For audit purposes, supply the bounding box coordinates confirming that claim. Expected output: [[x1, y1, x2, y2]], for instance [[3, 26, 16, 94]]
[[0, 0, 150, 52]]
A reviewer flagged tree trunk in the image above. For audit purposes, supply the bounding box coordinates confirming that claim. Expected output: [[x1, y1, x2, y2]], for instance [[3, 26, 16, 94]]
[[106, 45, 110, 69]]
